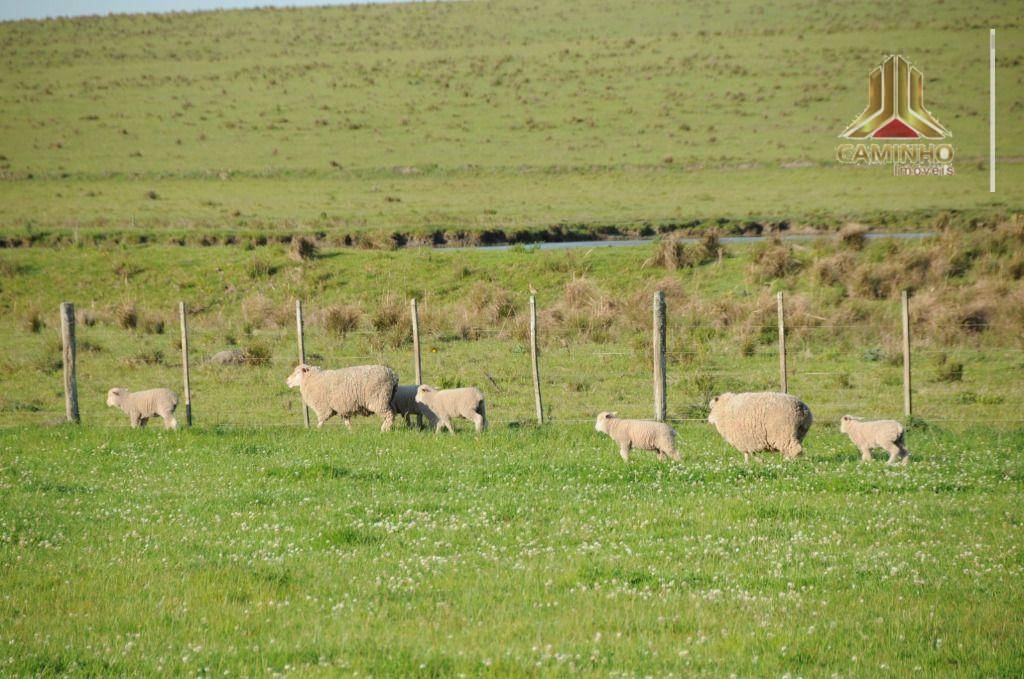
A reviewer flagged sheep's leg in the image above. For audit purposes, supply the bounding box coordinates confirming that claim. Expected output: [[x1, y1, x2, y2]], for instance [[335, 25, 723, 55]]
[[860, 446, 873, 462], [444, 418, 455, 434], [380, 411, 394, 432], [470, 412, 485, 433], [316, 410, 331, 429], [138, 417, 149, 428], [434, 419, 446, 434], [618, 443, 630, 462], [783, 440, 803, 460], [883, 442, 902, 465], [743, 451, 751, 464], [130, 412, 142, 428], [656, 451, 666, 461], [898, 443, 910, 464]]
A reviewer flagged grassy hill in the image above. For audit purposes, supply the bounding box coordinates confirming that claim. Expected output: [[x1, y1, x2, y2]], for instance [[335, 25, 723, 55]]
[[0, 0, 1021, 243]]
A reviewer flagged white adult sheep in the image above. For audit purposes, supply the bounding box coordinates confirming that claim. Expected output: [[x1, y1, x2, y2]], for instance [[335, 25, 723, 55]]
[[840, 415, 910, 464], [594, 411, 679, 462], [285, 364, 397, 431], [707, 391, 812, 462], [106, 387, 179, 429], [414, 385, 486, 433], [390, 384, 438, 428]]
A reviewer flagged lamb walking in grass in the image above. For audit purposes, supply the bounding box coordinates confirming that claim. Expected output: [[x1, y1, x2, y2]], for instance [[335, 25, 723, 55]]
[[708, 391, 812, 462], [390, 384, 438, 428], [286, 364, 397, 431], [840, 415, 910, 464], [414, 385, 486, 433], [594, 411, 679, 462], [106, 387, 179, 429]]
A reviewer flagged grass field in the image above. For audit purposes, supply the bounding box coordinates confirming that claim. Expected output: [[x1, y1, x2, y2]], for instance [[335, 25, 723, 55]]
[[2, 424, 1022, 674], [0, 0, 1020, 242]]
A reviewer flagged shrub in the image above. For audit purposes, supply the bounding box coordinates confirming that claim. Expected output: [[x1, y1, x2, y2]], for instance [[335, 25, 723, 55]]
[[23, 307, 44, 333], [837, 223, 868, 250], [645, 231, 723, 270], [121, 349, 164, 368], [934, 353, 964, 382], [141, 316, 165, 334], [247, 257, 277, 279], [243, 342, 272, 365], [322, 303, 361, 337], [289, 236, 319, 262], [749, 244, 802, 281], [115, 302, 138, 329]]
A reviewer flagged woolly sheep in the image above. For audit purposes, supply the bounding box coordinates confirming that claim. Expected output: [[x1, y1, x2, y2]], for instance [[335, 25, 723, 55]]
[[594, 411, 679, 462], [106, 387, 179, 429], [414, 385, 486, 433], [286, 363, 397, 431], [840, 415, 910, 464], [390, 384, 438, 428], [707, 391, 812, 462]]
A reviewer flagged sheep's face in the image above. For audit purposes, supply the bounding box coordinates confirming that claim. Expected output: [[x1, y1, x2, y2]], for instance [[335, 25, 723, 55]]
[[707, 393, 731, 424], [106, 388, 125, 407], [594, 411, 616, 433], [414, 385, 435, 404], [839, 415, 855, 434], [286, 364, 311, 389]]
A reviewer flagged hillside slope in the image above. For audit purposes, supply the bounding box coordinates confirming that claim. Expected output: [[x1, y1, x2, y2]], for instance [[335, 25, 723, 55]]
[[0, 0, 1020, 241]]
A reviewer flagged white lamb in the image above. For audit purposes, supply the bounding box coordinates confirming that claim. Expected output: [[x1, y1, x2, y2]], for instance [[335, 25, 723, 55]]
[[840, 415, 910, 464], [414, 385, 486, 433], [708, 391, 812, 462], [594, 411, 679, 462], [390, 384, 438, 428], [106, 387, 179, 429], [286, 363, 397, 431]]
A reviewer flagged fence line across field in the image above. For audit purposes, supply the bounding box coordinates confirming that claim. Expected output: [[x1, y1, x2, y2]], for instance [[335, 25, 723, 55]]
[[55, 290, 943, 428]]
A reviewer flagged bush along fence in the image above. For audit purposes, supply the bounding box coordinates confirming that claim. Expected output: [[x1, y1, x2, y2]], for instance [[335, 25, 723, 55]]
[[55, 290, 927, 428]]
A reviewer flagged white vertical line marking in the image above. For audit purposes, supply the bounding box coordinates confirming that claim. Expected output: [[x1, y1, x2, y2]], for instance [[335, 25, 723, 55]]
[[990, 29, 996, 193]]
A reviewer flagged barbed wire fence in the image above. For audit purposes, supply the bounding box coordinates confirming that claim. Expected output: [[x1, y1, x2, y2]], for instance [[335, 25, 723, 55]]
[[35, 290, 1024, 430]]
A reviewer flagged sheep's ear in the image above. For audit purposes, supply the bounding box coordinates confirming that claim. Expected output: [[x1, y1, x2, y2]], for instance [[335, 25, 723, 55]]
[[610, 411, 617, 418]]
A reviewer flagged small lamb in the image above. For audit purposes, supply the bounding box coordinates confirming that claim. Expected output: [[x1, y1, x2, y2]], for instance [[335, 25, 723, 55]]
[[840, 415, 910, 464], [414, 385, 486, 433], [390, 384, 438, 428], [106, 387, 179, 429], [594, 411, 680, 462]]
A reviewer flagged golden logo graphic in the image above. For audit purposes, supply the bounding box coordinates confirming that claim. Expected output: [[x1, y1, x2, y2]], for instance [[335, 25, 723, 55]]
[[840, 55, 950, 140]]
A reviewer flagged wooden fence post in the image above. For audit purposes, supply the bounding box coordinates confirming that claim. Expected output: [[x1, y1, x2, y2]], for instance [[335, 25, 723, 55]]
[[777, 291, 788, 393], [178, 302, 192, 427], [902, 290, 912, 417], [60, 302, 79, 423], [653, 291, 666, 422], [529, 295, 544, 424], [411, 299, 423, 428], [295, 299, 310, 428]]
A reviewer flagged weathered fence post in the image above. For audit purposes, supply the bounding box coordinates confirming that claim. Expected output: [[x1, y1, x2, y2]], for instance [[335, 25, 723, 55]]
[[902, 290, 913, 417], [60, 302, 79, 423], [653, 291, 666, 422], [410, 298, 423, 427], [295, 299, 310, 428], [178, 302, 192, 427], [529, 295, 544, 425], [777, 291, 788, 393]]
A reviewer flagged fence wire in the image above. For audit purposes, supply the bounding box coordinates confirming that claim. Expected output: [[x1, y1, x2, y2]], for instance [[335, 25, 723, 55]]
[[2, 297, 1022, 429]]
